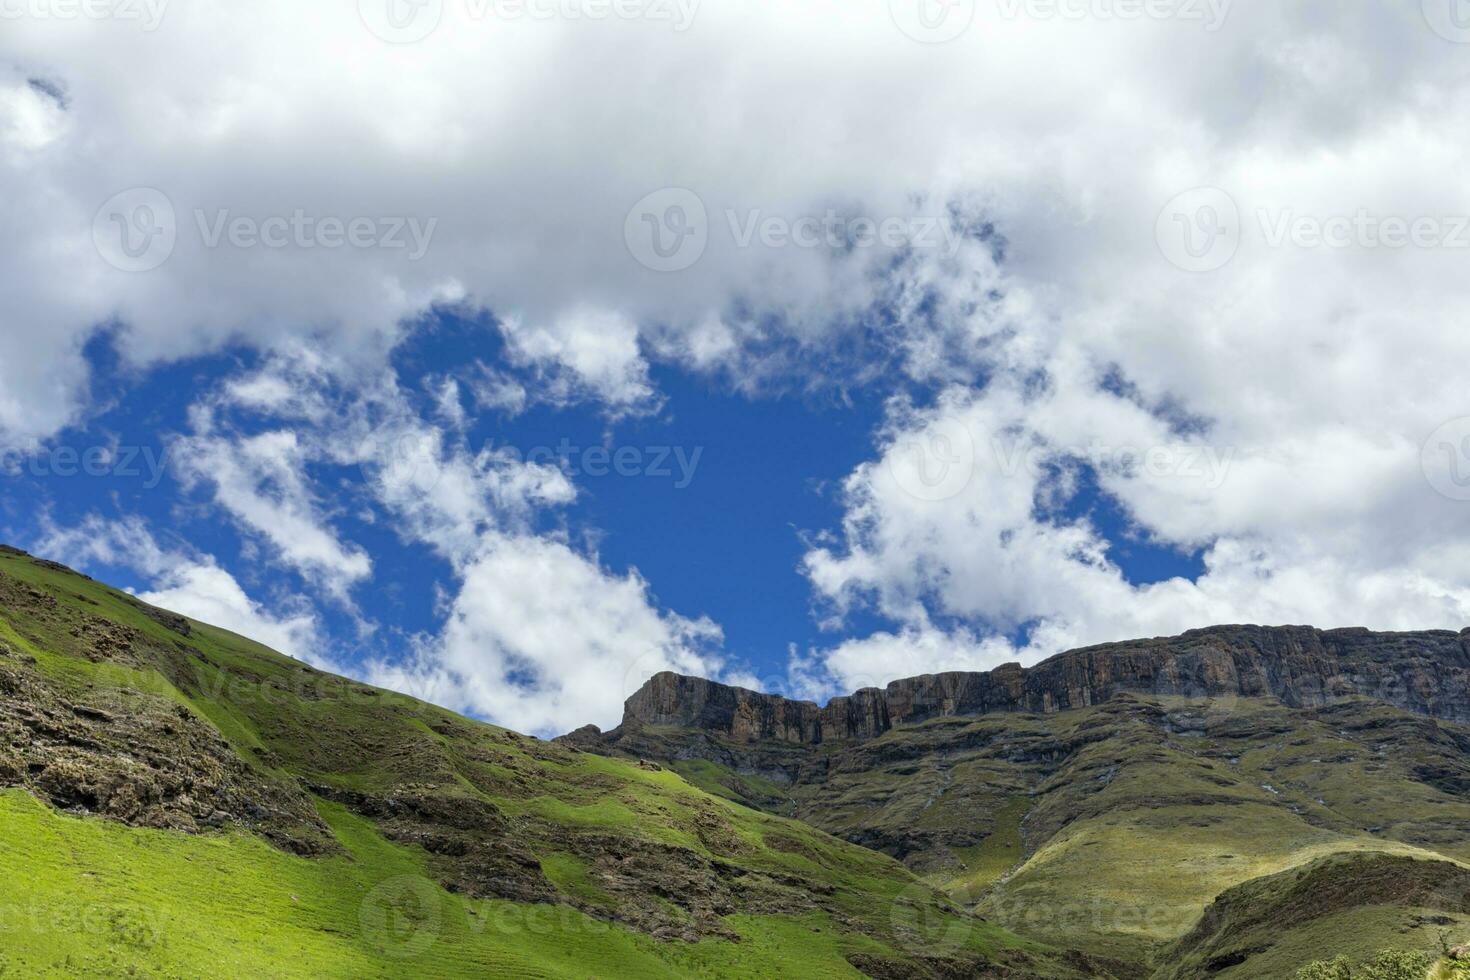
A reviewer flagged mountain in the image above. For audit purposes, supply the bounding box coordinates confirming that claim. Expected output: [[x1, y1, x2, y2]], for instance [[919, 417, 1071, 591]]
[[567, 627, 1470, 975], [0, 544, 1101, 979], [3, 541, 1468, 978], [584, 625, 1470, 744]]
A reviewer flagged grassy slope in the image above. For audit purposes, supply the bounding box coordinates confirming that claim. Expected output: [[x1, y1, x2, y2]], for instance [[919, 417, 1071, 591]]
[[0, 548, 1068, 979], [978, 697, 1470, 967], [614, 690, 1470, 975], [1, 786, 983, 979], [1155, 851, 1470, 980]]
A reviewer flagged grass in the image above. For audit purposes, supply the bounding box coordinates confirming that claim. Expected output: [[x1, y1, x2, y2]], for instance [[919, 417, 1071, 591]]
[[607, 680, 1470, 976], [0, 547, 1079, 978], [930, 795, 1030, 897], [0, 787, 1024, 979], [1156, 851, 1470, 979], [13, 544, 1468, 978]]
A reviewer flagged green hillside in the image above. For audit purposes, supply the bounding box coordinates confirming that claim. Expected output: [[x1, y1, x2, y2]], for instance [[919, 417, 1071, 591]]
[[0, 545, 1092, 979], [6, 541, 1470, 978], [592, 685, 1470, 976]]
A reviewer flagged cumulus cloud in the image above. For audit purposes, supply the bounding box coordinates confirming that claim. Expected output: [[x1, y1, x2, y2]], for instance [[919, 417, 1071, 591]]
[[171, 425, 374, 601], [0, 1, 1322, 433], [164, 354, 717, 732], [367, 532, 724, 736], [799, 356, 1470, 697], [6, 1, 1470, 713], [33, 515, 323, 662]]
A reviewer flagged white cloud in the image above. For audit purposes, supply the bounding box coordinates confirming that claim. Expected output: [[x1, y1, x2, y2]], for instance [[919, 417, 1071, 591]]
[[499, 307, 658, 414], [33, 515, 323, 663], [367, 533, 724, 735], [790, 626, 1023, 702], [135, 563, 322, 665], [175, 352, 577, 578], [5, 1, 1470, 715], [172, 423, 374, 601], [467, 363, 528, 417], [800, 361, 1470, 694], [7, 1, 1430, 434]]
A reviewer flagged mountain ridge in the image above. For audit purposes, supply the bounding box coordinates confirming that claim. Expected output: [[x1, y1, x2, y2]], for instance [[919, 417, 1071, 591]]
[[582, 624, 1470, 746], [566, 624, 1470, 976]]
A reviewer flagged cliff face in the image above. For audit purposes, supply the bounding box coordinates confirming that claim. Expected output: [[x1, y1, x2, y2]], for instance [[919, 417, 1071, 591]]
[[613, 625, 1470, 745]]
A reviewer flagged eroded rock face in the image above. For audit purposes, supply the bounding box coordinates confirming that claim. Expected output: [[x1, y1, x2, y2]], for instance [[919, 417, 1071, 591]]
[[611, 626, 1470, 745], [0, 650, 336, 855], [623, 671, 824, 742]]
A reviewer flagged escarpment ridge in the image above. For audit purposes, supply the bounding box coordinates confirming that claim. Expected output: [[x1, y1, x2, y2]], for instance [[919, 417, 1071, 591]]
[[596, 625, 1470, 745]]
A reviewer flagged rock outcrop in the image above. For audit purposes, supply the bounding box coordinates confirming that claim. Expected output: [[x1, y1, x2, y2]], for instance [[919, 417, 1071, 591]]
[[608, 625, 1470, 745]]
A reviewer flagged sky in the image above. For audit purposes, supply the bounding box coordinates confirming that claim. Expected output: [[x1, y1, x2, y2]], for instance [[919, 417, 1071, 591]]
[[4, 0, 1470, 736]]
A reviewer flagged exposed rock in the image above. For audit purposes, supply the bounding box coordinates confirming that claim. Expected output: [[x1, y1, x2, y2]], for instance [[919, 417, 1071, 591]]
[[310, 783, 558, 903], [0, 657, 335, 855], [610, 626, 1470, 746], [124, 596, 193, 637], [553, 723, 604, 750]]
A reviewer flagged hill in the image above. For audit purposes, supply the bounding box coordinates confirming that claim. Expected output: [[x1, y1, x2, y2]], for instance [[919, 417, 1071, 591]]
[[570, 629, 1470, 975], [0, 545, 1094, 979], [5, 541, 1469, 977]]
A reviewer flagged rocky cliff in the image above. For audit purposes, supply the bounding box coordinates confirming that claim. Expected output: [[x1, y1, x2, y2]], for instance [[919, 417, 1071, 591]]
[[602, 625, 1470, 745]]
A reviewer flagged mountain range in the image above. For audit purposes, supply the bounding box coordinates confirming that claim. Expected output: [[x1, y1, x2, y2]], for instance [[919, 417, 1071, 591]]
[[2, 543, 1468, 978]]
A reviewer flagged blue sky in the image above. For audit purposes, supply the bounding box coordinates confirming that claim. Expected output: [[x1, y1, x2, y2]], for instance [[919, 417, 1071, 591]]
[[3, 311, 1202, 708]]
